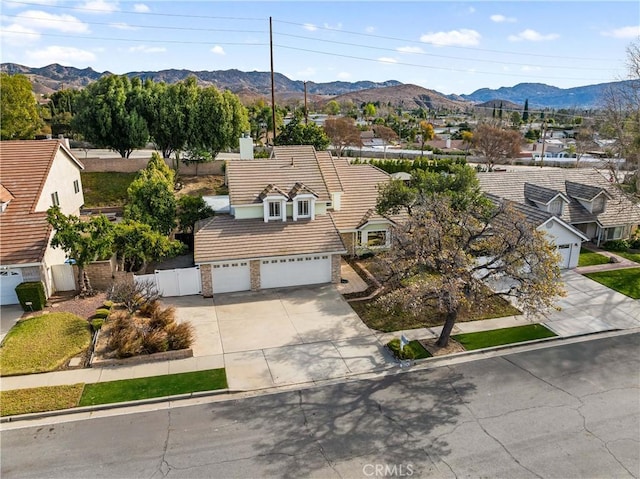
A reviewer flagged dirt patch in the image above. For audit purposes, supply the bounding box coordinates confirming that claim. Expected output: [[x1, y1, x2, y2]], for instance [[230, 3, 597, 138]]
[[176, 175, 226, 197], [420, 338, 466, 357], [25, 291, 108, 321]]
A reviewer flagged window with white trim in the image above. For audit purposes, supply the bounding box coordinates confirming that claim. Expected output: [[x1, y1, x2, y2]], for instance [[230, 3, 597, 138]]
[[73, 179, 80, 194], [268, 201, 281, 218], [367, 230, 388, 247], [297, 199, 310, 218], [51, 191, 60, 207], [605, 226, 624, 241]]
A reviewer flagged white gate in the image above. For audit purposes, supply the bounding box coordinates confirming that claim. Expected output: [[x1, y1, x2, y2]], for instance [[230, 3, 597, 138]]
[[134, 267, 201, 297], [52, 264, 76, 292]]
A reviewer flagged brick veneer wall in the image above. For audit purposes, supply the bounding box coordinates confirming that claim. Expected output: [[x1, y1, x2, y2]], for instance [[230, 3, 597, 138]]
[[250, 260, 260, 291], [200, 264, 213, 297], [340, 232, 356, 256], [331, 254, 341, 284]]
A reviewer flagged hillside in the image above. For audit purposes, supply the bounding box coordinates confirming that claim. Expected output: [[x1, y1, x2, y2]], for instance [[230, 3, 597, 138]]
[[330, 83, 469, 111]]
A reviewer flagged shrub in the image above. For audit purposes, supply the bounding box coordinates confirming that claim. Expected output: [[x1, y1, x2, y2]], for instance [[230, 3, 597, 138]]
[[602, 240, 629, 252], [103, 300, 114, 309], [139, 299, 161, 318], [109, 279, 160, 313], [142, 329, 169, 353], [15, 281, 47, 312], [386, 338, 417, 360], [91, 318, 104, 331], [148, 305, 176, 329], [93, 308, 111, 319], [629, 236, 640, 250], [165, 322, 194, 351]]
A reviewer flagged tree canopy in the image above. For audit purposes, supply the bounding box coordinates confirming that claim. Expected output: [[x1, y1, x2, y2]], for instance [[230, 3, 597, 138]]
[[0, 73, 43, 140], [177, 195, 214, 233], [113, 220, 184, 273], [275, 116, 330, 150], [323, 116, 362, 157], [472, 123, 522, 170]]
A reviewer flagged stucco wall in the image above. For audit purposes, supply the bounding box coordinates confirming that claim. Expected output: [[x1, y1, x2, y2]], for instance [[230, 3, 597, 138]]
[[80, 157, 225, 175], [35, 150, 84, 214]]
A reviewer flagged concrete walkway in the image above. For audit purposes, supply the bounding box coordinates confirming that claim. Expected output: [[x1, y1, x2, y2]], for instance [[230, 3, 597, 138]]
[[2, 270, 638, 394], [575, 247, 639, 274]]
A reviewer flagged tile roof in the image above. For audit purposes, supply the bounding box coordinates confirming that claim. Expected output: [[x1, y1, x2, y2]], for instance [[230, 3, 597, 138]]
[[227, 145, 331, 205], [564, 180, 610, 201], [523, 182, 565, 205], [478, 168, 640, 228], [0, 140, 83, 265], [0, 184, 15, 203], [330, 159, 398, 230], [194, 214, 346, 263]]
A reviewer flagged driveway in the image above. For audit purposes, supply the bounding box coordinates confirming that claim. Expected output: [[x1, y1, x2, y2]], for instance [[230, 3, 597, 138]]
[[164, 285, 392, 391], [0, 305, 24, 343]]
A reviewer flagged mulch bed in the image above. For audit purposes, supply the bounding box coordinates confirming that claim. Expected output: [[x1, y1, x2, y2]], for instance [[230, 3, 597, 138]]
[[419, 338, 466, 357], [32, 291, 108, 321]]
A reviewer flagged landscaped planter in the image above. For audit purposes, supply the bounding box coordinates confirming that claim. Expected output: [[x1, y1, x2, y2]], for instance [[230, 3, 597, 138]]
[[90, 347, 193, 367]]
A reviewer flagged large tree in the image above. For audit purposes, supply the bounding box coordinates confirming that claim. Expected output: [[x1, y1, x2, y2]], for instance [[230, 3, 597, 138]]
[[47, 207, 114, 296], [113, 220, 184, 273], [373, 124, 399, 159], [418, 120, 435, 157], [0, 73, 43, 140], [472, 123, 522, 170], [376, 193, 563, 347], [275, 116, 330, 150], [177, 195, 214, 234], [124, 153, 176, 235], [323, 116, 362, 157], [72, 75, 149, 158]]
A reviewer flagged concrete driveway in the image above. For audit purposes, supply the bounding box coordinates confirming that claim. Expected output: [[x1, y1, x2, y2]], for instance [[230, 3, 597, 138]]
[[0, 305, 24, 344], [166, 285, 390, 391]]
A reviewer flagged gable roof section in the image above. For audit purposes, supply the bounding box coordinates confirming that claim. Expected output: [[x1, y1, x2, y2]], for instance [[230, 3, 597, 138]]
[[478, 169, 640, 228], [565, 180, 612, 201], [524, 182, 569, 205], [258, 184, 289, 201], [0, 184, 15, 203], [227, 146, 331, 205], [0, 140, 83, 265], [194, 214, 346, 263], [289, 182, 319, 199]]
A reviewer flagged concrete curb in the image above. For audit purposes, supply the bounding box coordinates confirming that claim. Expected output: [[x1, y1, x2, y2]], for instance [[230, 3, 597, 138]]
[[3, 327, 638, 425]]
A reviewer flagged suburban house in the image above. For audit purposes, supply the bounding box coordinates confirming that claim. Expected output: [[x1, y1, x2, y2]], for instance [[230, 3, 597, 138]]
[[0, 140, 85, 305], [478, 169, 640, 265], [194, 145, 401, 295]]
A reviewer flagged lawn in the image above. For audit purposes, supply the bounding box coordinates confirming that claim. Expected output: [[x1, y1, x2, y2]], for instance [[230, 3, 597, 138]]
[[578, 248, 610, 267], [0, 313, 91, 376], [584, 267, 640, 299], [614, 250, 640, 264], [0, 384, 84, 416], [452, 324, 557, 351], [386, 339, 431, 360], [79, 369, 228, 406], [81, 172, 137, 207]]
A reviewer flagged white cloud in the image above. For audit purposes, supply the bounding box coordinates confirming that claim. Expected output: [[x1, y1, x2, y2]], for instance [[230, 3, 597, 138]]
[[129, 45, 166, 53], [76, 0, 118, 14], [26, 45, 96, 64], [508, 29, 559, 42], [601, 25, 640, 39], [491, 14, 516, 23], [109, 22, 136, 30], [377, 57, 397, 64], [365, 26, 375, 33], [210, 45, 225, 55], [397, 46, 424, 54], [0, 23, 40, 45], [13, 10, 90, 33], [337, 71, 351, 80], [303, 23, 317, 31], [420, 29, 481, 47], [296, 67, 316, 77], [133, 3, 149, 13], [323, 22, 342, 30]]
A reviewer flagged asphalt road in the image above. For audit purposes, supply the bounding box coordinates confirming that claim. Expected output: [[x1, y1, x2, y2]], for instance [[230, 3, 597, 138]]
[[2, 333, 639, 479]]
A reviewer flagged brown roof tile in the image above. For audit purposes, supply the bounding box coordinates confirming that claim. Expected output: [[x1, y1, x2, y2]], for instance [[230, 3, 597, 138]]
[[194, 214, 346, 263], [0, 140, 83, 265]]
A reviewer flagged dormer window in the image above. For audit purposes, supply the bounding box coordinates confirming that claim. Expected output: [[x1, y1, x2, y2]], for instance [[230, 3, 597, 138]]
[[268, 201, 281, 219], [297, 200, 310, 218], [549, 199, 563, 215], [592, 196, 605, 214]]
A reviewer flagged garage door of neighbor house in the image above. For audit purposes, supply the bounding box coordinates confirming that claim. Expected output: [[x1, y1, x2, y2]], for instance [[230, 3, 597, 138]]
[[211, 261, 251, 294], [0, 269, 23, 305], [260, 254, 331, 290], [557, 244, 573, 269]]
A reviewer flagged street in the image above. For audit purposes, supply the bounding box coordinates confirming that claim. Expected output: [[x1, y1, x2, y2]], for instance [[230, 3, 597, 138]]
[[2, 333, 639, 478]]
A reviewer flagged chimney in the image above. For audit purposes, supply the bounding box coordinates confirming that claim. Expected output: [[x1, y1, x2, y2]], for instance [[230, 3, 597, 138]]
[[239, 133, 254, 160]]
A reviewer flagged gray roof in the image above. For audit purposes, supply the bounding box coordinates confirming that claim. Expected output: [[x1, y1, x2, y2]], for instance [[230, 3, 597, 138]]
[[565, 180, 611, 201], [524, 182, 566, 205], [478, 169, 640, 228]]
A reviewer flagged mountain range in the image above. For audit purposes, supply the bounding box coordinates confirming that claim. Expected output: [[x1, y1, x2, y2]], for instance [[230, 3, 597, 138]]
[[1, 62, 632, 110]]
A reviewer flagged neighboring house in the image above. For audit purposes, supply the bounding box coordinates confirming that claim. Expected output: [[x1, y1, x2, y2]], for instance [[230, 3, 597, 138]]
[[194, 145, 400, 295], [0, 140, 85, 305], [478, 169, 640, 259]]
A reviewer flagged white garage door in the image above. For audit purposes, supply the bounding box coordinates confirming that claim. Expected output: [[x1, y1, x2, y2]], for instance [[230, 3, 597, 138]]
[[557, 244, 572, 269], [260, 255, 331, 289], [0, 269, 23, 305], [212, 261, 251, 294]]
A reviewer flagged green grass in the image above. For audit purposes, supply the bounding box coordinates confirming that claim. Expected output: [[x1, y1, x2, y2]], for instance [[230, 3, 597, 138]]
[[387, 339, 432, 360], [0, 313, 91, 376], [79, 369, 228, 406], [584, 267, 640, 299], [578, 248, 610, 267], [0, 384, 84, 417], [452, 324, 557, 351], [614, 250, 640, 264], [81, 172, 137, 207]]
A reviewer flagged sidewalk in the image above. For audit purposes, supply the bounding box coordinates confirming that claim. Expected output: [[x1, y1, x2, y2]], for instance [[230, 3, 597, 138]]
[[575, 247, 639, 274]]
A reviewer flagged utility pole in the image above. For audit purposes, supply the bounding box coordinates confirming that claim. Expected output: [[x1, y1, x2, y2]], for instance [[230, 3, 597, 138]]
[[539, 119, 547, 168], [304, 81, 308, 125], [269, 17, 277, 146]]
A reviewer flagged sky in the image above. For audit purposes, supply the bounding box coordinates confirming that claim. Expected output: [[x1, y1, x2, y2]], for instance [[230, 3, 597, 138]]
[[1, 0, 638, 95]]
